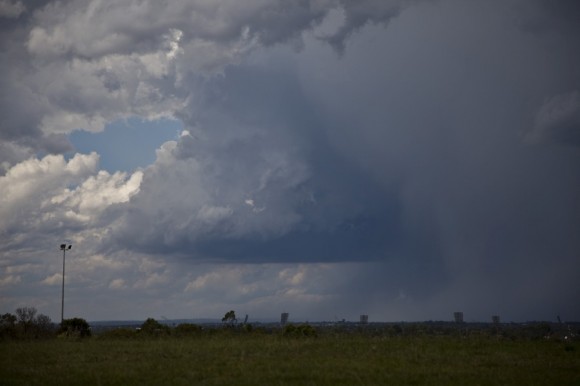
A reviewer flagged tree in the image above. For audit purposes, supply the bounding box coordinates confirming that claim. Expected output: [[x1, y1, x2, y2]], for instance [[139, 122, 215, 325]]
[[36, 314, 52, 329], [16, 307, 37, 334], [9, 308, 55, 338], [33, 314, 54, 338], [222, 310, 237, 326], [16, 307, 36, 325]]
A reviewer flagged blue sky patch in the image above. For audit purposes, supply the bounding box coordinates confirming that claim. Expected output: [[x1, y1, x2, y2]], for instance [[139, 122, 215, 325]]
[[69, 117, 182, 172]]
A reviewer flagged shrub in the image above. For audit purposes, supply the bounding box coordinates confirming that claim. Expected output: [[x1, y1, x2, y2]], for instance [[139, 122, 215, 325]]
[[139, 318, 170, 336], [97, 328, 138, 339], [0, 313, 17, 339], [283, 323, 317, 338], [174, 323, 202, 336], [59, 317, 91, 338], [390, 324, 403, 336]]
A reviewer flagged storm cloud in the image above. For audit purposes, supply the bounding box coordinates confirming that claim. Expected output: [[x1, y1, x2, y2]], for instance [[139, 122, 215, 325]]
[[0, 0, 579, 322]]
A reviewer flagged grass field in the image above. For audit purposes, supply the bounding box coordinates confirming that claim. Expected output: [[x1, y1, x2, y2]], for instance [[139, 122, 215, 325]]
[[1, 331, 579, 385]]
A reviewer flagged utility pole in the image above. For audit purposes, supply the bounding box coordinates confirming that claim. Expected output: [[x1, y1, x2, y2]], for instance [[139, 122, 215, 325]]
[[60, 243, 72, 324]]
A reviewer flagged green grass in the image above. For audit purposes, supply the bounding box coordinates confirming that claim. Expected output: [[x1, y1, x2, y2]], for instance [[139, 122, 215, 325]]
[[1, 334, 578, 385]]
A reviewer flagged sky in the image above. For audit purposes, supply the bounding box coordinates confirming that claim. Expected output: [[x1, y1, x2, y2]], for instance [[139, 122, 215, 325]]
[[0, 0, 579, 323]]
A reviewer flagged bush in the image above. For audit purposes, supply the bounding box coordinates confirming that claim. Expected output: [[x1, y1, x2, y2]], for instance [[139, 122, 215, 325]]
[[390, 324, 403, 336], [97, 328, 138, 339], [59, 317, 91, 338], [174, 323, 202, 337], [139, 318, 170, 336], [283, 324, 317, 338], [0, 313, 17, 339]]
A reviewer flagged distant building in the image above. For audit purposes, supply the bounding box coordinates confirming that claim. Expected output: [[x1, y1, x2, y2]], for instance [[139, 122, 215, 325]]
[[280, 312, 289, 326], [492, 315, 500, 324], [454, 312, 464, 323], [360, 314, 369, 324]]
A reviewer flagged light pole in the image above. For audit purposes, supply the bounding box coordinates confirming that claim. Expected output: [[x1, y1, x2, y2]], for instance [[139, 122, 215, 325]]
[[60, 243, 72, 324]]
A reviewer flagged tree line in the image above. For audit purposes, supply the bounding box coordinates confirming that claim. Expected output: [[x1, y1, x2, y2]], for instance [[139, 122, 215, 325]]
[[0, 307, 90, 339], [2, 307, 576, 342]]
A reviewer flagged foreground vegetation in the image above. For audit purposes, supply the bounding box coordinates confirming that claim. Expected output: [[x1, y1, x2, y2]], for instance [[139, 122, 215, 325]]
[[1, 320, 579, 385]]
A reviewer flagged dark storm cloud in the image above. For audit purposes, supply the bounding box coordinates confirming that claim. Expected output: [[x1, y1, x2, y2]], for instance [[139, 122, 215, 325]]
[[1, 0, 579, 322], [0, 1, 24, 19], [0, 0, 421, 169], [0, 0, 345, 169], [528, 91, 580, 146], [0, 0, 76, 167], [516, 0, 580, 35], [291, 0, 580, 319], [24, 0, 330, 59], [112, 63, 403, 262], [324, 0, 407, 55]]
